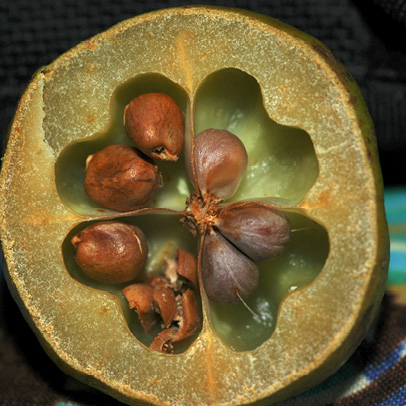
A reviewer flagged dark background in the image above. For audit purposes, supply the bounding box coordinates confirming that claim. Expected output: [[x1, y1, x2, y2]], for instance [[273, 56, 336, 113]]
[[0, 1, 405, 405], [1, 0, 405, 185]]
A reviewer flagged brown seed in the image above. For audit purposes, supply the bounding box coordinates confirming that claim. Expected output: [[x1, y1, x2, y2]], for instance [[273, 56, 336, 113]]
[[173, 289, 200, 343], [149, 329, 174, 353], [148, 288, 200, 353], [215, 202, 291, 262], [84, 144, 161, 212], [122, 284, 157, 332], [201, 228, 259, 304], [71, 221, 148, 284], [151, 277, 177, 328], [176, 248, 198, 290], [124, 93, 184, 161], [193, 129, 247, 200]]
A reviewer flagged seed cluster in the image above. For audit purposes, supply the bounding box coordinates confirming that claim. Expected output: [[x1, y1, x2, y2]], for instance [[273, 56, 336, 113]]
[[71, 93, 291, 352], [189, 129, 291, 304], [122, 249, 200, 353]]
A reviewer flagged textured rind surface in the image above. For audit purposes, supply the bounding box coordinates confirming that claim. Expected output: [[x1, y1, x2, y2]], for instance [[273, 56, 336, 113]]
[[0, 6, 389, 406]]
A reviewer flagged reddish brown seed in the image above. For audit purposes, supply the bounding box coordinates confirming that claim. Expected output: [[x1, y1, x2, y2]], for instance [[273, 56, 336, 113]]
[[193, 129, 248, 200], [173, 289, 201, 343], [149, 329, 174, 353], [122, 284, 157, 332], [71, 221, 148, 284], [215, 202, 291, 262], [124, 93, 184, 161], [84, 144, 161, 212], [176, 248, 198, 290], [151, 277, 177, 328], [149, 289, 200, 353]]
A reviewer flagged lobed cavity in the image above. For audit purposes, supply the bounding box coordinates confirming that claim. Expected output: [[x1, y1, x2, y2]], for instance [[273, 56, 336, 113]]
[[58, 68, 327, 352], [55, 74, 191, 216], [207, 212, 329, 351]]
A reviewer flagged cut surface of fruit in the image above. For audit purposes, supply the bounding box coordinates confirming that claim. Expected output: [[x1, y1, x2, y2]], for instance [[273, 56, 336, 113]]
[[0, 6, 389, 406]]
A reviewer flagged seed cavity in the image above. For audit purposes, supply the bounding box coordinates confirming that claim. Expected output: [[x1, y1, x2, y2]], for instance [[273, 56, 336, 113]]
[[122, 249, 200, 353], [75, 94, 292, 351]]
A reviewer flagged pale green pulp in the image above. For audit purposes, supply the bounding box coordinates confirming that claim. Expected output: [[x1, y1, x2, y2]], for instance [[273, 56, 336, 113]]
[[59, 69, 328, 351], [195, 69, 319, 204]]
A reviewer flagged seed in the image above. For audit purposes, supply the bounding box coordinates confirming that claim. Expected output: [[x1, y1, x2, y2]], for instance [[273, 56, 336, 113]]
[[172, 289, 200, 342], [201, 228, 259, 304], [124, 93, 184, 161], [71, 221, 148, 284], [151, 277, 177, 328], [149, 329, 174, 353], [84, 144, 161, 212], [193, 129, 247, 200], [175, 248, 198, 290], [122, 284, 158, 332], [215, 202, 291, 262]]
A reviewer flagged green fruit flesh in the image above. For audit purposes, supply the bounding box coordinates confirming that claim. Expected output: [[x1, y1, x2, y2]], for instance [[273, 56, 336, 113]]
[[0, 7, 389, 406]]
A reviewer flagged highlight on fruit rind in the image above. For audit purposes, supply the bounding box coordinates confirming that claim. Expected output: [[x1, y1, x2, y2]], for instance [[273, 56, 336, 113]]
[[0, 6, 389, 406]]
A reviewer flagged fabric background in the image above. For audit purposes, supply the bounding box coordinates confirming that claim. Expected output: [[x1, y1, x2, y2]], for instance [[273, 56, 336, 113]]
[[1, 0, 405, 405], [1, 0, 405, 185]]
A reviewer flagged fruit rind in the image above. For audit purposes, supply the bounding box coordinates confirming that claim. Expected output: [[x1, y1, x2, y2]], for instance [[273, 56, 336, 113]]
[[0, 6, 389, 406]]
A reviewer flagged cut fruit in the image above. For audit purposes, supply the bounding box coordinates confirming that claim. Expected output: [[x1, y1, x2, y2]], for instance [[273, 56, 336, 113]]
[[0, 6, 389, 406]]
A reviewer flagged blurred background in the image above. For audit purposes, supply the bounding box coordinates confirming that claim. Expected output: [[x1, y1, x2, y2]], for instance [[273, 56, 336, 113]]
[[0, 0, 405, 405]]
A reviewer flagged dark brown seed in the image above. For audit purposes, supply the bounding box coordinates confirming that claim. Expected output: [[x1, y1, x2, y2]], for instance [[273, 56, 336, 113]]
[[193, 129, 247, 200], [201, 228, 259, 304], [215, 202, 291, 262]]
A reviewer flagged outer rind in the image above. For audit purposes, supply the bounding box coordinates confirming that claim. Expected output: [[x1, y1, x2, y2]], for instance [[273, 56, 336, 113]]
[[0, 6, 389, 406]]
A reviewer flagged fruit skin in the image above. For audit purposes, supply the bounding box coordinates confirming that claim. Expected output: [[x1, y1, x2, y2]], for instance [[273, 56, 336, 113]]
[[0, 5, 389, 406]]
